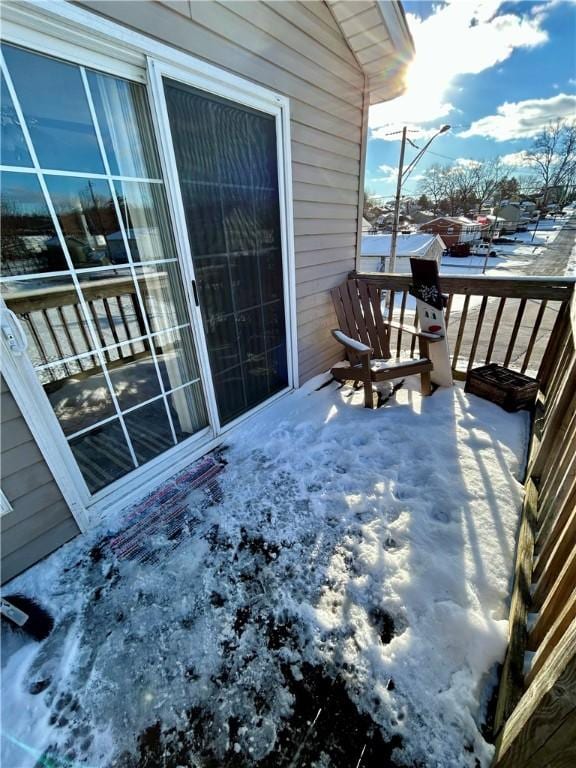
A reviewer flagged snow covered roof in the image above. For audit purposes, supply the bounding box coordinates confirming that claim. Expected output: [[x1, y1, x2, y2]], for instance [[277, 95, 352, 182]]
[[361, 232, 443, 257], [420, 217, 482, 228], [326, 1, 414, 104]]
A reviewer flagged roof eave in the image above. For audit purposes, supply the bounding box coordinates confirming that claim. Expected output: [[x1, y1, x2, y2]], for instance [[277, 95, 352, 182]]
[[326, 1, 415, 105]]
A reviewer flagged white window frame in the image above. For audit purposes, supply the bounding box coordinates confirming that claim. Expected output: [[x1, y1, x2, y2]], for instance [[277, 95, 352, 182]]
[[0, 0, 298, 530], [1, 490, 14, 517]]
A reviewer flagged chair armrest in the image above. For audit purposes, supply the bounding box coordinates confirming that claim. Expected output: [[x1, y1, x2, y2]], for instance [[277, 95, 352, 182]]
[[383, 320, 444, 342], [331, 329, 373, 357]]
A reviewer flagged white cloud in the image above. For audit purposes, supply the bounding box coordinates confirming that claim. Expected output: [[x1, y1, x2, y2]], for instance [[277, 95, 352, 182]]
[[455, 157, 483, 168], [569, 77, 576, 86], [369, 1, 548, 137], [460, 93, 576, 140], [500, 150, 531, 166], [378, 164, 397, 178], [531, 0, 576, 17]]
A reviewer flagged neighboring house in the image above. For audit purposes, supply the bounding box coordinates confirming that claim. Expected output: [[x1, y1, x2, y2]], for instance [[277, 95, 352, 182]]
[[476, 215, 505, 240], [494, 203, 522, 234], [359, 232, 444, 271], [410, 210, 436, 225], [419, 216, 483, 248], [0, 0, 414, 581]]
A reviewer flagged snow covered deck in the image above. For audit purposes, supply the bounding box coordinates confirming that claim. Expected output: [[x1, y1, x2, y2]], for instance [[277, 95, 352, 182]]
[[1, 379, 530, 768]]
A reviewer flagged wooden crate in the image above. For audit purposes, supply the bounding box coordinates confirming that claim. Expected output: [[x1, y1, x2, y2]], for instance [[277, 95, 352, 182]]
[[465, 364, 539, 412]]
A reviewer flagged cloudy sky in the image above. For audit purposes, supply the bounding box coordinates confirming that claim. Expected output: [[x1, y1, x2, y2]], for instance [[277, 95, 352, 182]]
[[366, 0, 576, 200]]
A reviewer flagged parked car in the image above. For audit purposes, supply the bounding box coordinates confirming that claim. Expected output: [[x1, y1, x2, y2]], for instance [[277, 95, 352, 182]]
[[446, 243, 470, 257], [470, 243, 497, 257]]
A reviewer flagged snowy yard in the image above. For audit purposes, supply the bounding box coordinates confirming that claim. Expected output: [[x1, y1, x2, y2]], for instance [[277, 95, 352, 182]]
[[1, 378, 530, 768]]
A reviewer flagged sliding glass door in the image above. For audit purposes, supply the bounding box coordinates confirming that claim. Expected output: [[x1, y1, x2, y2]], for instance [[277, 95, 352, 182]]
[[163, 79, 289, 425], [1, 38, 293, 508], [0, 44, 209, 494]]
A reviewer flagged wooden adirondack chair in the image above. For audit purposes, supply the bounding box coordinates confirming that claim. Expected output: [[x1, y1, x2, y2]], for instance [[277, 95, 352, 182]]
[[330, 278, 442, 408]]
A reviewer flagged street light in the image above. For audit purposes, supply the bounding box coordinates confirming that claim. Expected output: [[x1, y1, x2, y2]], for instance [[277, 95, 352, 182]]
[[388, 124, 451, 274]]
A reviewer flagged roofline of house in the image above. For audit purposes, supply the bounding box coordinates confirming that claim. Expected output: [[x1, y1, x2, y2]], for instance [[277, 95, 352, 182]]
[[377, 1, 415, 56], [326, 0, 415, 104]]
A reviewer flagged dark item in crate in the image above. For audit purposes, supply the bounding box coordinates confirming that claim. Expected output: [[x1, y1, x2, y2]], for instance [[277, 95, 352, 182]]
[[465, 364, 539, 412]]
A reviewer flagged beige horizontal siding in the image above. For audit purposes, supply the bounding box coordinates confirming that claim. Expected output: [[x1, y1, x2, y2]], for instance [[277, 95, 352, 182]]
[[295, 232, 357, 252], [296, 268, 353, 300], [1, 379, 79, 584], [292, 162, 359, 190], [295, 245, 356, 267], [1, 518, 80, 587], [294, 218, 357, 236], [293, 182, 359, 206], [291, 142, 360, 176], [291, 123, 361, 159], [293, 201, 358, 220], [78, 0, 361, 382]]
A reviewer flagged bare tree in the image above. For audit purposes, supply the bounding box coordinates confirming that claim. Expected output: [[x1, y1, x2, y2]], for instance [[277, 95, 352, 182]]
[[418, 164, 448, 214], [471, 159, 504, 212], [449, 163, 478, 213], [524, 120, 576, 206]]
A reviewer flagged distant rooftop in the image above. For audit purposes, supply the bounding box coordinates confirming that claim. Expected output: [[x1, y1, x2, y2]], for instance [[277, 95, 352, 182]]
[[361, 232, 442, 257]]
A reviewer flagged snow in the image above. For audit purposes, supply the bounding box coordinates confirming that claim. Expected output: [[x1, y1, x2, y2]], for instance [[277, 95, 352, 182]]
[[1, 379, 529, 768], [332, 330, 371, 354], [361, 233, 441, 258], [382, 216, 571, 318], [566, 241, 576, 276]]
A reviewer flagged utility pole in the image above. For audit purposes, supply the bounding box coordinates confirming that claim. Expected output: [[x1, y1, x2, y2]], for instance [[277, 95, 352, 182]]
[[388, 124, 450, 275], [389, 126, 407, 275]]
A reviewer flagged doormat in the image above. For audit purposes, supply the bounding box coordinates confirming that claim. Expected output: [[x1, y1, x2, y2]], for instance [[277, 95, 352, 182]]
[[108, 453, 226, 564]]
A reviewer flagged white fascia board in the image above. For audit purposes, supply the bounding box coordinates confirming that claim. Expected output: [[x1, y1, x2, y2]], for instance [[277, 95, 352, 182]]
[[376, 1, 415, 57]]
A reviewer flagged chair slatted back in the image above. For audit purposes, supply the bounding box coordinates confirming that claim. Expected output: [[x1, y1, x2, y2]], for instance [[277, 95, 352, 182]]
[[331, 279, 391, 360]]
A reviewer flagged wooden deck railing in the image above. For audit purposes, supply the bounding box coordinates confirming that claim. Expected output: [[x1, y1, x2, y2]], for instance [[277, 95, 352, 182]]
[[352, 272, 575, 379], [491, 290, 576, 768], [4, 275, 149, 379]]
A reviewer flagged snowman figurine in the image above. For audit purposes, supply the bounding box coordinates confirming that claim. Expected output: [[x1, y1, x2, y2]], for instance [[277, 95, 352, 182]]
[[409, 257, 453, 388]]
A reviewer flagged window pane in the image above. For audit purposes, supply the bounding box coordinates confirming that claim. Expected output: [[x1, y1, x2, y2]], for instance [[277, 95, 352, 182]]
[[87, 70, 161, 179], [222, 185, 257, 253], [43, 357, 116, 436], [203, 312, 240, 375], [108, 340, 162, 410], [164, 79, 287, 425], [0, 72, 32, 167], [124, 399, 174, 464], [212, 366, 245, 425], [46, 176, 128, 268], [163, 80, 219, 184], [1, 275, 96, 367], [114, 181, 176, 262], [69, 420, 134, 493], [0, 171, 67, 276], [77, 269, 145, 353], [135, 263, 189, 333], [180, 181, 225, 256], [2, 44, 104, 173], [263, 300, 286, 349], [169, 383, 208, 440], [247, 111, 279, 189], [154, 327, 202, 392]]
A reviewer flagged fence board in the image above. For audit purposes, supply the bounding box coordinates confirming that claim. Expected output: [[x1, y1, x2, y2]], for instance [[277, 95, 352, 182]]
[[493, 480, 537, 733], [493, 620, 576, 768]]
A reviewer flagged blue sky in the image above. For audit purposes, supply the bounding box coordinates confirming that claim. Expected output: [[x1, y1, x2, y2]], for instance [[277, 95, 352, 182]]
[[366, 0, 576, 201]]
